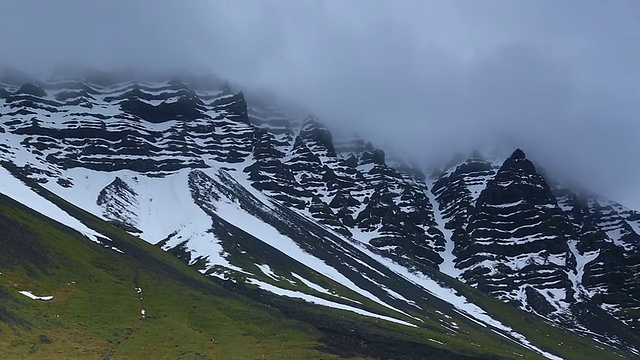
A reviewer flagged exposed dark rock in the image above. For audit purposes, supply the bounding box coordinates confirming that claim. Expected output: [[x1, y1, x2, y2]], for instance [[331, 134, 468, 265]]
[[97, 177, 138, 229], [0, 87, 10, 98], [16, 83, 47, 97], [2, 73, 639, 351], [455, 150, 574, 313], [120, 96, 206, 123]]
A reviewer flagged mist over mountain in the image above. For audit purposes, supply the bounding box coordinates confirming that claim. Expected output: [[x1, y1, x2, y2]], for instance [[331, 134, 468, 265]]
[[1, 0, 639, 209], [1, 2, 640, 359], [0, 66, 638, 358]]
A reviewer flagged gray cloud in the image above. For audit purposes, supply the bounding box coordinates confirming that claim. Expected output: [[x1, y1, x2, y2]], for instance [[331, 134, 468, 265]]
[[1, 0, 639, 209]]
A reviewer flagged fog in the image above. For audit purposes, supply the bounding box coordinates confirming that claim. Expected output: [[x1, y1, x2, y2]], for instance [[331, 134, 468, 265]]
[[1, 1, 639, 209]]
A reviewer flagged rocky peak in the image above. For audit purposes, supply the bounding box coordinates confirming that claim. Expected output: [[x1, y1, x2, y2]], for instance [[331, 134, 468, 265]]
[[488, 149, 556, 205], [298, 117, 337, 158], [499, 148, 537, 175], [96, 176, 139, 231], [510, 148, 526, 160], [17, 83, 47, 97], [359, 147, 386, 166], [451, 149, 576, 316]]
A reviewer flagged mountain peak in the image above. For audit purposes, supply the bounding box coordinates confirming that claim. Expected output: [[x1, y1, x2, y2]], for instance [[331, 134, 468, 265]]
[[300, 116, 323, 131], [510, 148, 527, 160], [501, 148, 538, 176], [17, 83, 47, 97], [1, 72, 639, 358]]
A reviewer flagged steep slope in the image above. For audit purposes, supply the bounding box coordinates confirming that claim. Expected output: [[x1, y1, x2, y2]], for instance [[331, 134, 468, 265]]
[[1, 72, 639, 358], [3, 163, 635, 360], [456, 149, 576, 315], [554, 187, 640, 329], [0, 173, 336, 359], [2, 164, 569, 360], [431, 149, 640, 352]]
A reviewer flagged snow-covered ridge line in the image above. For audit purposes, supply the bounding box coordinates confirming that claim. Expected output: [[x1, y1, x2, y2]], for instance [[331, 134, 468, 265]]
[[191, 168, 420, 322], [2, 76, 638, 356]]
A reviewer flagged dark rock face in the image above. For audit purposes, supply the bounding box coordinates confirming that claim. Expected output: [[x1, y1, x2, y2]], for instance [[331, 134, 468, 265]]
[[453, 150, 575, 313], [17, 83, 47, 97], [555, 187, 640, 328], [432, 156, 496, 232], [97, 177, 139, 231], [120, 96, 206, 123], [433, 148, 640, 334], [242, 114, 446, 269], [2, 73, 639, 347], [1, 80, 254, 173]]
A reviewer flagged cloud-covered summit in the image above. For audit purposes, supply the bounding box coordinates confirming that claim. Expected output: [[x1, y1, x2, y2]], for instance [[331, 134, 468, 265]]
[[2, 0, 639, 208]]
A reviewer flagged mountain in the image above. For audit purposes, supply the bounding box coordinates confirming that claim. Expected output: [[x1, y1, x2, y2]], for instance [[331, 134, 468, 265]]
[[0, 70, 638, 359]]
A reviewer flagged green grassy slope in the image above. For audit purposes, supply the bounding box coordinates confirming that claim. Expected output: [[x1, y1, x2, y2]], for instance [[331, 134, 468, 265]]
[[0, 194, 336, 359], [0, 187, 522, 360], [0, 170, 635, 359]]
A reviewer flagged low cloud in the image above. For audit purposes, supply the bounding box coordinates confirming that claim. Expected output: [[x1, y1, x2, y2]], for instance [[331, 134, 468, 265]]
[[1, 0, 639, 208]]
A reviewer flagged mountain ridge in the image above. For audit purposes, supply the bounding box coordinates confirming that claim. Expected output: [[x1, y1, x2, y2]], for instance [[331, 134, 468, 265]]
[[0, 71, 639, 359]]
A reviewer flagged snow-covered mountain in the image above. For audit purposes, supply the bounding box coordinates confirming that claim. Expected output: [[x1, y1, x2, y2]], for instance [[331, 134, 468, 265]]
[[0, 70, 638, 359]]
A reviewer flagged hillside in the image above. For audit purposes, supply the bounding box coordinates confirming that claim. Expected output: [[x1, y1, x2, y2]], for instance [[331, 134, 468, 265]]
[[0, 71, 638, 359]]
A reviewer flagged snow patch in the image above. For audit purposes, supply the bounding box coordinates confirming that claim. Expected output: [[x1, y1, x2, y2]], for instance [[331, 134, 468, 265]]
[[0, 167, 108, 244], [249, 278, 417, 328], [349, 241, 564, 360], [19, 290, 53, 301]]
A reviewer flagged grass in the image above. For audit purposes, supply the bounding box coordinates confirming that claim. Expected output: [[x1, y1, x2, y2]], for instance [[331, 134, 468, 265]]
[[0, 195, 335, 359], [0, 165, 636, 359]]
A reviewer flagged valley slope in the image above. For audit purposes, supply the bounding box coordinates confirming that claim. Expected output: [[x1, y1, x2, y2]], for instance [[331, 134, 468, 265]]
[[0, 71, 638, 359]]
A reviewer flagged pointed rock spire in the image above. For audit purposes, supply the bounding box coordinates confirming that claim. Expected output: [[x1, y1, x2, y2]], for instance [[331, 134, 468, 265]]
[[510, 148, 526, 160]]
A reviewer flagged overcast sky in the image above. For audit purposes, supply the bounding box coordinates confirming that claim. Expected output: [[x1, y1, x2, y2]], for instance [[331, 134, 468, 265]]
[[1, 0, 639, 209]]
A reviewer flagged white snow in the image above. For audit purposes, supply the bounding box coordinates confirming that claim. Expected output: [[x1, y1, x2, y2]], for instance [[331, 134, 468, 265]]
[[46, 169, 236, 273], [0, 167, 108, 244], [291, 272, 333, 296], [249, 278, 417, 328], [204, 168, 413, 318], [425, 180, 460, 277], [486, 200, 524, 209], [18, 290, 53, 301], [256, 264, 281, 281], [348, 241, 564, 360], [568, 240, 600, 298], [111, 247, 124, 254]]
